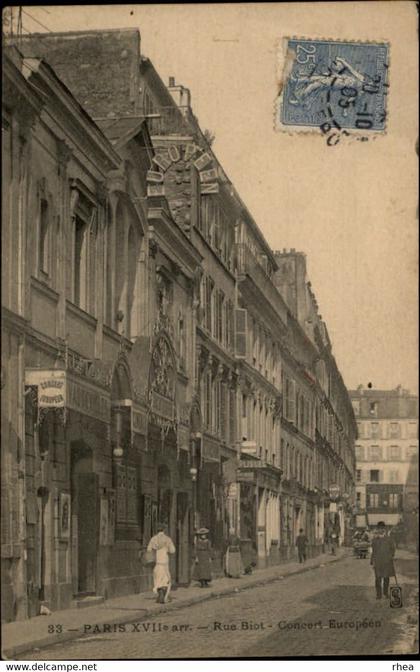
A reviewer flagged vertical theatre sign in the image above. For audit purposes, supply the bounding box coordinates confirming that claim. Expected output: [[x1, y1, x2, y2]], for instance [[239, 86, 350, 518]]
[[146, 142, 219, 228]]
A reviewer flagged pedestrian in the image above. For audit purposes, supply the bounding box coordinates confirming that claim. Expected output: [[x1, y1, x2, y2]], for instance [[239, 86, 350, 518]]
[[370, 520, 396, 600], [147, 522, 175, 604], [225, 528, 244, 578], [296, 528, 308, 563], [193, 527, 212, 587], [330, 530, 338, 556]]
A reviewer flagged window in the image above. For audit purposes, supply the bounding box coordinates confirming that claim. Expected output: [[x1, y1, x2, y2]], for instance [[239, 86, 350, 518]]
[[204, 276, 214, 332], [74, 215, 87, 309], [370, 422, 380, 438], [369, 470, 380, 482], [389, 422, 400, 439], [177, 313, 186, 371], [356, 422, 364, 439], [356, 469, 362, 482], [356, 491, 362, 505], [105, 217, 113, 325], [388, 470, 400, 483], [388, 445, 401, 460], [408, 422, 418, 439], [352, 400, 360, 416], [369, 401, 378, 417], [39, 198, 49, 275], [126, 226, 137, 337], [285, 378, 296, 423], [369, 445, 382, 461], [406, 446, 417, 458], [355, 445, 364, 460], [368, 493, 379, 508]]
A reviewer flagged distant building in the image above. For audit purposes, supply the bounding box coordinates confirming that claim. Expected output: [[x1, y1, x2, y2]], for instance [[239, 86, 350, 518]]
[[349, 386, 419, 537]]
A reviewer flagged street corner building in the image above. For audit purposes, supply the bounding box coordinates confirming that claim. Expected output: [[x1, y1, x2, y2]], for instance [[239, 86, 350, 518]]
[[349, 386, 418, 545], [2, 28, 357, 623]]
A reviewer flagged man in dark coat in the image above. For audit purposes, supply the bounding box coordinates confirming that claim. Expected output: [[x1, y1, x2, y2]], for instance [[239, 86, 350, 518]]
[[296, 528, 309, 563], [370, 521, 396, 599]]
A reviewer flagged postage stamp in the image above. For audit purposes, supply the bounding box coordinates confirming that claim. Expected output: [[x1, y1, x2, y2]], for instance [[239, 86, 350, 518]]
[[275, 38, 389, 138]]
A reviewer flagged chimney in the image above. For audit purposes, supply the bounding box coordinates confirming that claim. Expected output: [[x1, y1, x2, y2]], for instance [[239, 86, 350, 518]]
[[168, 77, 191, 109]]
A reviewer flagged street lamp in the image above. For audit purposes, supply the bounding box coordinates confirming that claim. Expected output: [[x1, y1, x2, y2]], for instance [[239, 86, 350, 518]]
[[189, 467, 198, 482]]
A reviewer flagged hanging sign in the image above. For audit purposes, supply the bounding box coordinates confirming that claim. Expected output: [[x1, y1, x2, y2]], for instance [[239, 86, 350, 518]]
[[25, 369, 66, 408]]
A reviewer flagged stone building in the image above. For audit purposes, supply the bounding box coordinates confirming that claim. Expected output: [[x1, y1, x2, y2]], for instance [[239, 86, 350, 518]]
[[349, 386, 418, 541], [2, 27, 357, 620]]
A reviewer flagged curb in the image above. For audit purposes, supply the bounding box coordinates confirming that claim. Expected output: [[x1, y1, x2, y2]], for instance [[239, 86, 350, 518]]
[[3, 553, 345, 659]]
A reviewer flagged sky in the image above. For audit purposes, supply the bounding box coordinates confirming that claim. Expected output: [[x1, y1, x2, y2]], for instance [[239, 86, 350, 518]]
[[13, 3, 419, 393]]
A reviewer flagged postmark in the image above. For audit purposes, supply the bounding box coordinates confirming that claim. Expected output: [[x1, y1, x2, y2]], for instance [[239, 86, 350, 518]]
[[275, 38, 389, 143]]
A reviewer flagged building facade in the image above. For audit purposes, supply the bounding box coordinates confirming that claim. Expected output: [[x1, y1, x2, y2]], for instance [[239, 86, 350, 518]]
[[349, 386, 418, 542], [2, 28, 356, 621]]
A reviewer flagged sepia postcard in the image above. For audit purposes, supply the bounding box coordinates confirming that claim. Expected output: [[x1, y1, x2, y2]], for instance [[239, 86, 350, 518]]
[[1, 2, 418, 665]]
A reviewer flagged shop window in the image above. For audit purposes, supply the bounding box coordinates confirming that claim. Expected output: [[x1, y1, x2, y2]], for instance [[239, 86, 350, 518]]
[[389, 493, 400, 510], [368, 493, 379, 508]]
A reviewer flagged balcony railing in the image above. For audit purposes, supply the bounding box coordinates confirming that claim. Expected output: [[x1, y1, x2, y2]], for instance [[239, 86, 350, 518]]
[[144, 106, 195, 136], [235, 243, 288, 324]]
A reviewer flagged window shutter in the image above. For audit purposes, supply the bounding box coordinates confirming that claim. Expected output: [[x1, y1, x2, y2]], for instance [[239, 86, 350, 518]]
[[235, 308, 247, 359]]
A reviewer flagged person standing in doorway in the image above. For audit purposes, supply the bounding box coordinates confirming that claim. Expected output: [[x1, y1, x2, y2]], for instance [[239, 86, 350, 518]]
[[370, 521, 396, 600], [225, 528, 244, 578], [193, 528, 212, 587], [147, 523, 175, 604], [296, 528, 309, 563]]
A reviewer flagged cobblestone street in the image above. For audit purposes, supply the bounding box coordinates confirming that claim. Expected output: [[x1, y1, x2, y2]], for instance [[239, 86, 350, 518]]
[[21, 552, 418, 659]]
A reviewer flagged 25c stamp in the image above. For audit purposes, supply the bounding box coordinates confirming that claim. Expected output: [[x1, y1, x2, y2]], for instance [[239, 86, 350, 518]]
[[276, 38, 389, 141]]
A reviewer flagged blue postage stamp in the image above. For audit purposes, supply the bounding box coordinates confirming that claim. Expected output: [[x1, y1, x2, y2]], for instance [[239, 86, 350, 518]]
[[277, 38, 389, 133]]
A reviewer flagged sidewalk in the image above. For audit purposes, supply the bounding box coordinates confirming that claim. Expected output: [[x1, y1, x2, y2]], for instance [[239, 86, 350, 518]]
[[2, 548, 348, 659]]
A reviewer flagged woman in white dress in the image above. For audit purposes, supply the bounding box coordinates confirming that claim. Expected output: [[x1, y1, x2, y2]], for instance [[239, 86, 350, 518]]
[[147, 523, 176, 603]]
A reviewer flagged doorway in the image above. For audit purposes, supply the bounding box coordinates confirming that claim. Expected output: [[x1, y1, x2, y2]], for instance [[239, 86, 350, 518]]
[[176, 492, 190, 585], [71, 442, 98, 596]]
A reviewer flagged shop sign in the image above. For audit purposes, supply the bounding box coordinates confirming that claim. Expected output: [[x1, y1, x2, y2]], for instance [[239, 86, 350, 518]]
[[228, 483, 238, 498], [146, 142, 219, 197], [151, 390, 174, 421], [202, 435, 220, 463], [67, 377, 110, 423], [132, 407, 148, 436], [237, 470, 255, 483], [25, 369, 66, 408], [177, 424, 190, 452]]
